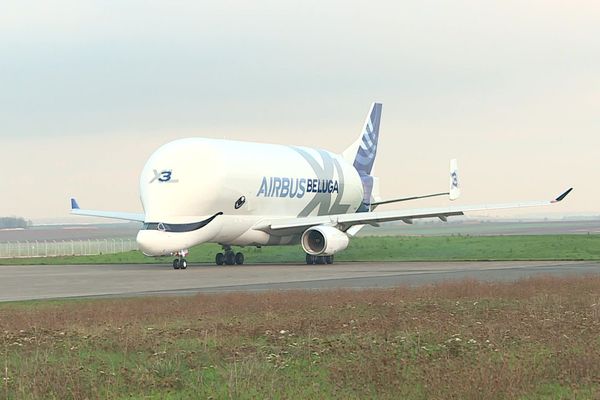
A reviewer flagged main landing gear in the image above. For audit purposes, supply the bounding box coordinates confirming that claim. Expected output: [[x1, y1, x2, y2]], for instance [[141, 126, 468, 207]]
[[305, 254, 334, 265], [215, 245, 245, 266], [172, 250, 189, 270]]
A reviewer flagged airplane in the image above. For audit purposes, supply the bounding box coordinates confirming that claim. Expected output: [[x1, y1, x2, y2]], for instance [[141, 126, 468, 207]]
[[70, 103, 572, 269]]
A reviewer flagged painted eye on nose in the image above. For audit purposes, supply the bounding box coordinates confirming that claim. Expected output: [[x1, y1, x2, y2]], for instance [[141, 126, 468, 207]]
[[234, 196, 246, 209]]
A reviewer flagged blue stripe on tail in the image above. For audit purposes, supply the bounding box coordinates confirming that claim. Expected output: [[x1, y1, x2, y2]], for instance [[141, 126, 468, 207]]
[[353, 103, 382, 176], [353, 103, 382, 204]]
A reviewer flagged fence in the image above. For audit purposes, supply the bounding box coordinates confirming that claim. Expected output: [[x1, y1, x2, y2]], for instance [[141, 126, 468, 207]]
[[0, 238, 138, 258]]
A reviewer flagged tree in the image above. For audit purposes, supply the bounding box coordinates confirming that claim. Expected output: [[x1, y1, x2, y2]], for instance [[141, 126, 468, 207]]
[[0, 217, 31, 229]]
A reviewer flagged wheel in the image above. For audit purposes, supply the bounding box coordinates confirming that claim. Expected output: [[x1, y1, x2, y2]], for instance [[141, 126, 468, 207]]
[[325, 255, 333, 264], [316, 256, 326, 265], [225, 251, 236, 265], [235, 252, 244, 265], [216, 253, 225, 266], [173, 259, 180, 269], [306, 254, 318, 265], [179, 259, 187, 269]]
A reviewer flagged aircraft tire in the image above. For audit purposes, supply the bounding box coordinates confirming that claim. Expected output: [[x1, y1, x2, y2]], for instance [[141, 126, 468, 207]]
[[215, 253, 225, 266], [173, 259, 180, 269], [225, 251, 236, 265], [305, 254, 314, 265], [325, 255, 333, 264], [179, 259, 187, 269], [316, 256, 326, 265], [235, 252, 244, 265]]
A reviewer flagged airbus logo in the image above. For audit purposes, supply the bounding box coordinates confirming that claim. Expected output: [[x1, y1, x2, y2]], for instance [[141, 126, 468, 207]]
[[257, 177, 339, 198], [150, 169, 179, 183]]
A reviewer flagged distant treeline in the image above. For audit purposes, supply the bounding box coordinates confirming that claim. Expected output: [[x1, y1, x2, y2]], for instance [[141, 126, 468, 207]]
[[0, 217, 32, 229]]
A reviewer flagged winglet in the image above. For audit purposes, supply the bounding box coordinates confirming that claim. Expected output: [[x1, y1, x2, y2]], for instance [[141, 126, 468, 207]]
[[70, 198, 80, 210], [552, 188, 573, 203]]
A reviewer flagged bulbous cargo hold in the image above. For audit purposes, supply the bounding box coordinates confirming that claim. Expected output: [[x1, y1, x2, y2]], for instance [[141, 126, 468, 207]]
[[135, 137, 365, 256], [139, 137, 365, 225]]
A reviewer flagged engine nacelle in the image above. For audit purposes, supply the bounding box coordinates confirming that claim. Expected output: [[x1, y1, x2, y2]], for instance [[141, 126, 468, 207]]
[[301, 225, 349, 256]]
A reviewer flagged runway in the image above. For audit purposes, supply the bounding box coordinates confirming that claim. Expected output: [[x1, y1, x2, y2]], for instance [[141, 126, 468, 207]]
[[2, 260, 600, 302]]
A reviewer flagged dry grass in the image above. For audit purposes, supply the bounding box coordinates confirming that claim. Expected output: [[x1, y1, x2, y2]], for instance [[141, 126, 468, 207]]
[[2, 275, 600, 399]]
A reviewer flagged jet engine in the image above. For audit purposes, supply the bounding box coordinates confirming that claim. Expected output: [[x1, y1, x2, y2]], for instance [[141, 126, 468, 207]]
[[301, 225, 349, 256]]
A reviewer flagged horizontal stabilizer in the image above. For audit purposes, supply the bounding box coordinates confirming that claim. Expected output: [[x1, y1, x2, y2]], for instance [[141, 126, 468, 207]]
[[69, 197, 145, 222], [369, 159, 460, 207], [370, 192, 449, 207]]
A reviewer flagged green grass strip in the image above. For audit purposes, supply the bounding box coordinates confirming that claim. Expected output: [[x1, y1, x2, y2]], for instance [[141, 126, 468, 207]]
[[1, 234, 599, 265]]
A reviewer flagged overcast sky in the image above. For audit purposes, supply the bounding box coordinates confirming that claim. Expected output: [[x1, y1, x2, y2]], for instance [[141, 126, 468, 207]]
[[1, 0, 598, 220]]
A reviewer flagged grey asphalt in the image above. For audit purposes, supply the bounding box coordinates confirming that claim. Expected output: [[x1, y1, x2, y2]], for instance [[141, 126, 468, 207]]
[[2, 261, 600, 302]]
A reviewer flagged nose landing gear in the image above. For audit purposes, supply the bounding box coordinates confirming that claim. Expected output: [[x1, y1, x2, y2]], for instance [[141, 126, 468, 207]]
[[172, 249, 189, 270], [216, 245, 245, 266]]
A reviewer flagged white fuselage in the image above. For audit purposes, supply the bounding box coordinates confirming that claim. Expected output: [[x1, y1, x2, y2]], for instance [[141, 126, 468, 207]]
[[136, 138, 364, 256]]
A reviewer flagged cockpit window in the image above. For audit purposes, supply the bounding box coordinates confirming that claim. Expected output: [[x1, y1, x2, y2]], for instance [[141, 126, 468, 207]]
[[143, 223, 160, 230], [142, 212, 223, 233]]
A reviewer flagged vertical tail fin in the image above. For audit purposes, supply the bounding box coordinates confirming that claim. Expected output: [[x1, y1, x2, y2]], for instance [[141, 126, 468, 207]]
[[342, 102, 383, 204], [343, 102, 382, 176]]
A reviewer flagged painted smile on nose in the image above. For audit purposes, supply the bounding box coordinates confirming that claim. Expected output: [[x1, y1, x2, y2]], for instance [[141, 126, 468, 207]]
[[136, 212, 224, 257], [141, 212, 223, 233]]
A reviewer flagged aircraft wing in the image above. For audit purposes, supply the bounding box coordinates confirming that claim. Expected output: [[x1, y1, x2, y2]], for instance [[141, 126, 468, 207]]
[[70, 198, 145, 222], [254, 188, 573, 234]]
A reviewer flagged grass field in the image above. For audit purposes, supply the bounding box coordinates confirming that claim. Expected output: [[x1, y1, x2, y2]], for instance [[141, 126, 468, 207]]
[[2, 275, 600, 399], [2, 234, 600, 265]]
